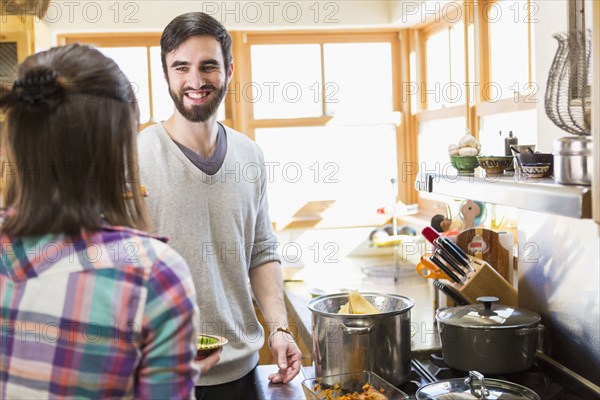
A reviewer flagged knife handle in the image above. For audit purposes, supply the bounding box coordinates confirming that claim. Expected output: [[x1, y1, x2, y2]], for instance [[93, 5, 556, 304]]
[[435, 248, 467, 277], [430, 255, 461, 283], [439, 237, 471, 265], [433, 279, 469, 306]]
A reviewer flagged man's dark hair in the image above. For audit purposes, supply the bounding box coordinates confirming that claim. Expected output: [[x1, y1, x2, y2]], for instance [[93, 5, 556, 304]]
[[160, 12, 233, 76]]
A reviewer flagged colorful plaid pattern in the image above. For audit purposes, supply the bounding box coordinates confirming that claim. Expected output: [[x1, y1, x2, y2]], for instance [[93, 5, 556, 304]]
[[0, 225, 199, 399]]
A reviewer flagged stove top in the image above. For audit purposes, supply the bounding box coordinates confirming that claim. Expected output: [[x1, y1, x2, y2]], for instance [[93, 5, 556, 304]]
[[398, 351, 600, 399]]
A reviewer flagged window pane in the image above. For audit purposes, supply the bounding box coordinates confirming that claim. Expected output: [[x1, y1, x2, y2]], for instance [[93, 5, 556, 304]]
[[450, 24, 466, 105], [479, 109, 538, 156], [255, 125, 397, 222], [250, 44, 322, 119], [489, 0, 529, 99], [426, 28, 451, 110], [323, 42, 393, 117], [418, 117, 467, 174], [468, 23, 475, 105], [149, 47, 171, 122], [99, 47, 150, 123], [150, 47, 225, 122]]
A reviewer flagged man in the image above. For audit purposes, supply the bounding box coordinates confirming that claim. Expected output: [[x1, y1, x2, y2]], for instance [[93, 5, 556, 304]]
[[137, 12, 302, 399]]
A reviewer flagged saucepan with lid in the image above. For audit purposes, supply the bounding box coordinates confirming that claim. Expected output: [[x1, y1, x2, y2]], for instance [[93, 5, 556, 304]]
[[416, 370, 541, 399], [436, 297, 544, 374]]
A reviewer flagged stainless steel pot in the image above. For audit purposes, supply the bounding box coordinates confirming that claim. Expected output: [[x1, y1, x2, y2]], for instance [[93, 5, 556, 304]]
[[307, 292, 414, 385], [436, 297, 544, 375], [416, 370, 541, 399], [553, 136, 592, 185]]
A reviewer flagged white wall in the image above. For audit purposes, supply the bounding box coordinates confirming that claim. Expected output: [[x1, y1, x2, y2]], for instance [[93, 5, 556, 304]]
[[33, 0, 393, 44]]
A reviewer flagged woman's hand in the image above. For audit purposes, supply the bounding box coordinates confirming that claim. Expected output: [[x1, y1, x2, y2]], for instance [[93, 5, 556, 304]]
[[194, 347, 222, 375]]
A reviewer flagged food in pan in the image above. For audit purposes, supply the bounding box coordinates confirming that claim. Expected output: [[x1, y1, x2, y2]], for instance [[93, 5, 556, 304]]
[[338, 290, 380, 314], [311, 382, 388, 400]]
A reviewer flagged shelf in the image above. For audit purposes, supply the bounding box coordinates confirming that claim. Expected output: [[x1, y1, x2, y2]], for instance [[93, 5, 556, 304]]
[[415, 173, 592, 219]]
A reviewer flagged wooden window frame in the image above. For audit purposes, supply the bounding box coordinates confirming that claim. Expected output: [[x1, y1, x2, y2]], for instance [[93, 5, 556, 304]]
[[412, 0, 537, 215]]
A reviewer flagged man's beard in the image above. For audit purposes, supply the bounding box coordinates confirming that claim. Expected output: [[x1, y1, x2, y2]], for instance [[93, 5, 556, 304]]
[[169, 82, 226, 122]]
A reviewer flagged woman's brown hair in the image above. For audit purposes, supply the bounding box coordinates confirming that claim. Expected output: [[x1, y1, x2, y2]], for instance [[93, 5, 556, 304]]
[[0, 43, 150, 236]]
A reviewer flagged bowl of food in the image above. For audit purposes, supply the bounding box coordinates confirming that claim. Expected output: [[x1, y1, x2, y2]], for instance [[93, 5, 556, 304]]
[[521, 163, 551, 178], [196, 334, 228, 359], [302, 371, 409, 400], [477, 156, 514, 175], [450, 155, 479, 174]]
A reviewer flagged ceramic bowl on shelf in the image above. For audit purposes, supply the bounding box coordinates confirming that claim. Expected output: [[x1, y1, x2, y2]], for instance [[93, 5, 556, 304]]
[[477, 156, 514, 175], [450, 155, 479, 174], [521, 163, 551, 178], [515, 153, 554, 177]]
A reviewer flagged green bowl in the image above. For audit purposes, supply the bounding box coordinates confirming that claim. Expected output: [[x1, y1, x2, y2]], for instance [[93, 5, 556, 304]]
[[450, 155, 479, 173]]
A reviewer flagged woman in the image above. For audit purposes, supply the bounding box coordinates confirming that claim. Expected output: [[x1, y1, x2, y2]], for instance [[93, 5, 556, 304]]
[[0, 44, 219, 399]]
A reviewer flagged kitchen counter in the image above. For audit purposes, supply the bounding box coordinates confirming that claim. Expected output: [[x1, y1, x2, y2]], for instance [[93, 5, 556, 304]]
[[254, 365, 307, 400]]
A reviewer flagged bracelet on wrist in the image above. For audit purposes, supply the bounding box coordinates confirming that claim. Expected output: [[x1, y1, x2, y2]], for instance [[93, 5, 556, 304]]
[[267, 326, 293, 348]]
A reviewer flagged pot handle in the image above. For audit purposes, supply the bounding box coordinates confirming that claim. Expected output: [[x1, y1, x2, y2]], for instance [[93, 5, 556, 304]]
[[515, 324, 545, 336], [341, 323, 375, 335], [465, 371, 490, 399]]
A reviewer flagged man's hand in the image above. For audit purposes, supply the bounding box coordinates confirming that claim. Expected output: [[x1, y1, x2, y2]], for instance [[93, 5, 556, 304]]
[[194, 347, 222, 375], [267, 331, 302, 384]]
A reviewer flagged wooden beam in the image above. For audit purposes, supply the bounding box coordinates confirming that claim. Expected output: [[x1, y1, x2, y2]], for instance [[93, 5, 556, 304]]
[[58, 32, 161, 47], [475, 96, 537, 117], [397, 30, 418, 204], [416, 105, 465, 122], [244, 29, 399, 45], [249, 116, 332, 129], [229, 31, 253, 139], [477, 0, 491, 102]]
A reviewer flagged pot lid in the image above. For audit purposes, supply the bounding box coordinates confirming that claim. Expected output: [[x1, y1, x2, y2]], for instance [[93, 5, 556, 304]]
[[436, 297, 541, 329], [416, 371, 541, 400]]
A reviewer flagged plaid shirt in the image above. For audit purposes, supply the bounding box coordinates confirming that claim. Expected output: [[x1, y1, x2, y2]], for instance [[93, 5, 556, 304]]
[[0, 225, 199, 399]]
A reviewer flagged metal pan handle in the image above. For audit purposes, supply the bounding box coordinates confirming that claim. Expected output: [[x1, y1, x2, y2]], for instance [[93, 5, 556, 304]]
[[341, 323, 375, 335]]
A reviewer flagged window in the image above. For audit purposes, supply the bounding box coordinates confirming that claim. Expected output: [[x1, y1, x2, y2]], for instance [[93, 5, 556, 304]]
[[479, 109, 537, 155], [418, 117, 467, 174], [98, 47, 151, 122], [245, 32, 401, 227], [488, 0, 532, 99], [323, 42, 393, 117], [256, 125, 397, 223], [413, 0, 537, 212], [425, 24, 466, 109], [250, 44, 322, 119]]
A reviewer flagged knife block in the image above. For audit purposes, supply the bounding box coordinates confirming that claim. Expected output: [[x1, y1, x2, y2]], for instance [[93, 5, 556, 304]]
[[446, 258, 518, 306]]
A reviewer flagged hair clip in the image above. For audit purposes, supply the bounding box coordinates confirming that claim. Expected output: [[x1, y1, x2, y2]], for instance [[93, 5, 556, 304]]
[[13, 69, 63, 107]]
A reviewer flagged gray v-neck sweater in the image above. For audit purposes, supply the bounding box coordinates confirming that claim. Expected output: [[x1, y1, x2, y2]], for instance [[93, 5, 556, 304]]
[[137, 122, 281, 385]]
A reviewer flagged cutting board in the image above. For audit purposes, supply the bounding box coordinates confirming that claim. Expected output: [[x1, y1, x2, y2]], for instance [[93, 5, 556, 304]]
[[456, 228, 513, 284]]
